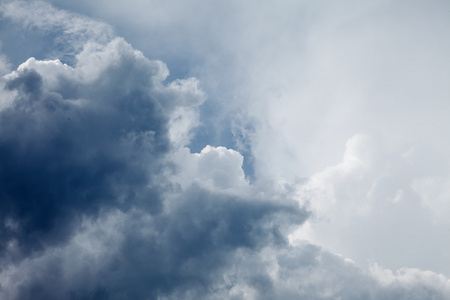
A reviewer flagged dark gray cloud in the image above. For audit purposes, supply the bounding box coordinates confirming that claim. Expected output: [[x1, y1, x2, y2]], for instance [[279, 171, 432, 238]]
[[0, 38, 172, 260], [1, 2, 450, 300], [5, 185, 305, 300], [0, 10, 307, 299]]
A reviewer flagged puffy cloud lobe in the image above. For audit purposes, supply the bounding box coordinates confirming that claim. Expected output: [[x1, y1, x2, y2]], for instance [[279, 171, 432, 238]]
[[268, 245, 450, 300], [171, 145, 247, 191], [0, 37, 204, 259]]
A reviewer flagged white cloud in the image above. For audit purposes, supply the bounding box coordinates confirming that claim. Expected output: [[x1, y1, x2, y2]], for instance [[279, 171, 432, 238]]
[[171, 145, 247, 191], [413, 177, 450, 223], [290, 132, 450, 274]]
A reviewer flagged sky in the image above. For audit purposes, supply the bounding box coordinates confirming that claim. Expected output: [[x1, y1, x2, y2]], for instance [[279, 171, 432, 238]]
[[0, 0, 450, 299]]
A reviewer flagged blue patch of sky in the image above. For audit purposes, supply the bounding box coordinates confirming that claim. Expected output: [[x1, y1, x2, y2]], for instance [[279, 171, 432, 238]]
[[188, 99, 256, 182], [0, 18, 44, 67], [0, 17, 76, 67]]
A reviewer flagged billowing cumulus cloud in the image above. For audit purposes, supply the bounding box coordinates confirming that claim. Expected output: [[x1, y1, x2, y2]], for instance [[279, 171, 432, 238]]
[[1, 1, 450, 299], [0, 36, 193, 258], [0, 2, 304, 299]]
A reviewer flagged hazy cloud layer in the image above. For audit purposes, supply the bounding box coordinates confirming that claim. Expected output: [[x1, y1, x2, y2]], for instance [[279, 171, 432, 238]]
[[1, 1, 450, 299], [0, 0, 114, 64]]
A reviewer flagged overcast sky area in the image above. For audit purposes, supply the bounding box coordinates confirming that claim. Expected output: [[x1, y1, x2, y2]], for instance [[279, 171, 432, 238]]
[[1, 0, 450, 299]]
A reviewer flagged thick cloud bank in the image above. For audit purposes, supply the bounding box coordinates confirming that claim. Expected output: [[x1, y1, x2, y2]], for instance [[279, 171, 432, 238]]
[[1, 1, 450, 299], [1, 37, 185, 257], [0, 9, 305, 299]]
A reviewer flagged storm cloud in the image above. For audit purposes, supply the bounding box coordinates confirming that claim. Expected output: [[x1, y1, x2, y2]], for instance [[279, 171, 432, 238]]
[[0, 39, 307, 297], [1, 1, 450, 299], [0, 4, 306, 299]]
